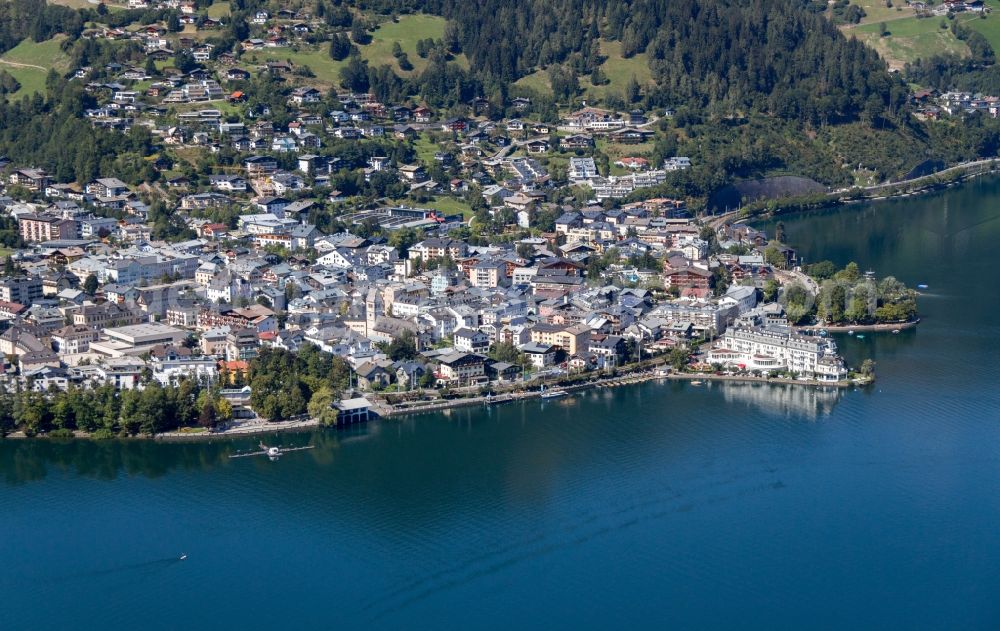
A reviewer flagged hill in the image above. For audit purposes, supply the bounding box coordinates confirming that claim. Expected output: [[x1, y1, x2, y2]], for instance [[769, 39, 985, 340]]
[[0, 35, 71, 96]]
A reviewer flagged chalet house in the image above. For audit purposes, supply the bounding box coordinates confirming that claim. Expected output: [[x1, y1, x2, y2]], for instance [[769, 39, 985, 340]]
[[9, 169, 50, 191], [609, 128, 653, 145], [441, 117, 467, 132], [562, 134, 594, 149], [663, 263, 713, 290], [412, 106, 432, 123], [86, 177, 130, 198]]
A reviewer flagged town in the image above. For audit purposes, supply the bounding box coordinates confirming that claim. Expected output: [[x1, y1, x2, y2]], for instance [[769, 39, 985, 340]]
[[0, 1, 899, 438]]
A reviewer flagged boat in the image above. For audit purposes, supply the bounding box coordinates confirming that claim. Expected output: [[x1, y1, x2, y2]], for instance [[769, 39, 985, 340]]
[[540, 389, 567, 399], [917, 284, 929, 290], [892, 329, 901, 334], [179, 554, 187, 561], [690, 380, 703, 386], [655, 368, 671, 377], [856, 334, 866, 339], [848, 330, 855, 335], [818, 329, 828, 337]]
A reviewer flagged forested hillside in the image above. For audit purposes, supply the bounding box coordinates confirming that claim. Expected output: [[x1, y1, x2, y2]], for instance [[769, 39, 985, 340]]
[[419, 0, 907, 124], [3, 0, 1000, 206]]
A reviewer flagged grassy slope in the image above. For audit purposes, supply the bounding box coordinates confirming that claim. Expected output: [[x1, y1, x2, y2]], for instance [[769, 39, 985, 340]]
[[207, 0, 231, 19], [848, 0, 916, 25], [582, 40, 653, 100], [244, 47, 349, 88], [852, 15, 969, 69], [244, 15, 466, 88], [963, 0, 1000, 52], [362, 14, 464, 76], [842, 1, 1000, 69], [515, 39, 653, 102], [0, 35, 71, 96]]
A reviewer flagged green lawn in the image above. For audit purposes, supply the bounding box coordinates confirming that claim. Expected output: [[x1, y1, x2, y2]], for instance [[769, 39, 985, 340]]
[[853, 15, 969, 68], [0, 35, 71, 96], [47, 0, 99, 8], [514, 39, 653, 103], [244, 47, 349, 87], [390, 195, 474, 218], [595, 138, 656, 161], [513, 69, 552, 96], [582, 40, 653, 101], [845, 0, 916, 25], [962, 1, 1000, 54], [361, 14, 468, 76], [424, 195, 473, 218], [206, 0, 231, 19], [413, 134, 449, 166]]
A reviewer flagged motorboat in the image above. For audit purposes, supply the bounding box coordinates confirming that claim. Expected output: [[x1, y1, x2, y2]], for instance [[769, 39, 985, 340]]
[[540, 389, 568, 399]]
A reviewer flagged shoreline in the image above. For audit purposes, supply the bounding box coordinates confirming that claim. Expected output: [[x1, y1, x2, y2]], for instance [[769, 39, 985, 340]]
[[1, 369, 865, 443], [796, 318, 920, 333], [713, 159, 1000, 224]]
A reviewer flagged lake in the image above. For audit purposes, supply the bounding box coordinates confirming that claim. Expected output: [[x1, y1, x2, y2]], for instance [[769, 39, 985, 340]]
[[4, 180, 1000, 629]]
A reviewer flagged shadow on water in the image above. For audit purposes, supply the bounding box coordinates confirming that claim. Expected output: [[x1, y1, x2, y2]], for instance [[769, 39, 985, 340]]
[[0, 427, 364, 486]]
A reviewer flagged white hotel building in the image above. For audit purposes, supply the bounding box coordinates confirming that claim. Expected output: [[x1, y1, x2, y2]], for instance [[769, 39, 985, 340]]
[[708, 325, 848, 381]]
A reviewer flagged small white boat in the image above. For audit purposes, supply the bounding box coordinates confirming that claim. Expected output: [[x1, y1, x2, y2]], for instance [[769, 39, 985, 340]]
[[690, 380, 703, 386], [892, 329, 901, 334], [856, 334, 865, 339], [917, 284, 929, 290], [540, 389, 567, 399], [848, 330, 855, 335], [179, 554, 187, 561]]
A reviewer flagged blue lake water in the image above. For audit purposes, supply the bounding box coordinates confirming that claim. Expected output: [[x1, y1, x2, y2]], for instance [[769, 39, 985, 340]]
[[3, 180, 1000, 629]]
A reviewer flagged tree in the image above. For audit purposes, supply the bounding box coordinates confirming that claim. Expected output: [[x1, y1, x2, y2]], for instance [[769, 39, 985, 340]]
[[198, 399, 217, 429], [350, 20, 371, 45], [669, 347, 691, 371], [860, 359, 876, 378], [489, 342, 521, 364], [590, 66, 607, 86], [83, 274, 99, 295], [763, 279, 780, 303], [308, 386, 340, 426], [329, 33, 352, 61], [387, 329, 418, 361], [443, 20, 462, 53], [339, 55, 370, 93], [625, 75, 641, 103]]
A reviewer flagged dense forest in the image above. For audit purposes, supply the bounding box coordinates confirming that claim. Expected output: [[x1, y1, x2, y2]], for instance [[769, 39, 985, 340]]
[[429, 0, 906, 124]]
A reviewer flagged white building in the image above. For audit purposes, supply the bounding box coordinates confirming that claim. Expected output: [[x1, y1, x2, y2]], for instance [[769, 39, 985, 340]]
[[707, 325, 848, 380]]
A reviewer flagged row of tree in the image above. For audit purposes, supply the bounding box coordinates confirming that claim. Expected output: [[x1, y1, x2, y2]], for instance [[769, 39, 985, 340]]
[[0, 381, 232, 438]]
